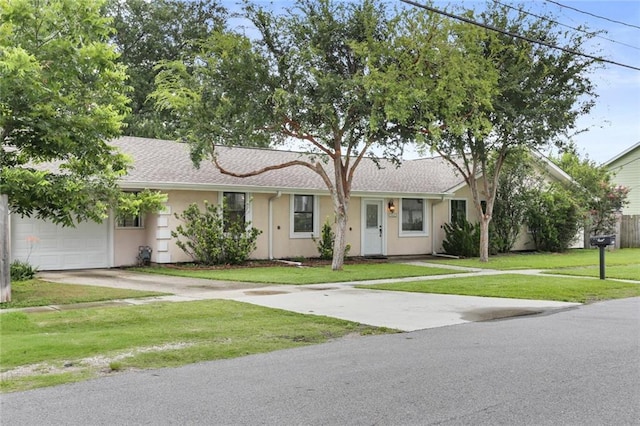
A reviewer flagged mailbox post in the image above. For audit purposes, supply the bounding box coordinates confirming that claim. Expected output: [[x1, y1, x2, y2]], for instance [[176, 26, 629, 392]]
[[589, 235, 616, 280]]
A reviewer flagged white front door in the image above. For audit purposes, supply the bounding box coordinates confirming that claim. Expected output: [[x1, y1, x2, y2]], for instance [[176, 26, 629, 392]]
[[362, 200, 384, 256]]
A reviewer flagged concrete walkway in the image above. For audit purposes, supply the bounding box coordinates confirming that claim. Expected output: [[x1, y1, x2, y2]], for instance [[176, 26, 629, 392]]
[[16, 263, 588, 331]]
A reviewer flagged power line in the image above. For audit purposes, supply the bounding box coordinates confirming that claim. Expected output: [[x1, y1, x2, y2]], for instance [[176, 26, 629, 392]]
[[399, 0, 640, 72], [493, 0, 640, 52], [544, 0, 640, 31]]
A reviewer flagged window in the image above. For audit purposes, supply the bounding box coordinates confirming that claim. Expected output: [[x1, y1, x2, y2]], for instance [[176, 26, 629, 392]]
[[401, 198, 425, 233], [290, 194, 318, 237], [293, 195, 314, 233], [450, 199, 467, 223], [117, 214, 143, 228], [117, 191, 143, 228], [223, 192, 246, 230]]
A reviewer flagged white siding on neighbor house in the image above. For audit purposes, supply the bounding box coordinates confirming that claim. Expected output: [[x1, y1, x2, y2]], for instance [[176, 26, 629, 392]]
[[11, 215, 111, 270], [607, 147, 640, 215]]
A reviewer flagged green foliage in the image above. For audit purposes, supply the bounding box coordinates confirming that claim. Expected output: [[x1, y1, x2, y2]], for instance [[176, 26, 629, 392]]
[[105, 0, 225, 139], [489, 150, 543, 253], [172, 201, 262, 265], [526, 186, 581, 252], [388, 2, 598, 261], [313, 220, 350, 260], [151, 0, 487, 270], [442, 219, 481, 258], [552, 151, 629, 235], [0, 0, 164, 226], [10, 260, 37, 282]]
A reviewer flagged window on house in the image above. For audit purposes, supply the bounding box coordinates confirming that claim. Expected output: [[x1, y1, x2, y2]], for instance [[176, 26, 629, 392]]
[[450, 199, 467, 223], [293, 195, 314, 233], [117, 191, 143, 228], [401, 198, 425, 232], [223, 192, 246, 230], [117, 214, 143, 228]]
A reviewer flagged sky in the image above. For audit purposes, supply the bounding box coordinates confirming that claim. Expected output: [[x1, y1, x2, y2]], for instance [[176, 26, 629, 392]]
[[221, 0, 640, 165]]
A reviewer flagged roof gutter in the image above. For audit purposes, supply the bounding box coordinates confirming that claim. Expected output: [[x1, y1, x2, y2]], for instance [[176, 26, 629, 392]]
[[268, 191, 282, 260]]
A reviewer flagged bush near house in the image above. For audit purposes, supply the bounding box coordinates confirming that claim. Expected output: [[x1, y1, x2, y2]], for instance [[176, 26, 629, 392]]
[[172, 201, 262, 265], [313, 220, 350, 260], [10, 260, 37, 282], [526, 186, 581, 252], [443, 219, 481, 258]]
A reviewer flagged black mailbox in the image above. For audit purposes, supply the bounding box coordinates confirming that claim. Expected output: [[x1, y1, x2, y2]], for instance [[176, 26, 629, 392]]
[[590, 235, 615, 247], [589, 235, 615, 280]]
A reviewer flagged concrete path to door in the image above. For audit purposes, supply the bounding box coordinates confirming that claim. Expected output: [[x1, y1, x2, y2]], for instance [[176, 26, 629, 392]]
[[31, 263, 582, 331]]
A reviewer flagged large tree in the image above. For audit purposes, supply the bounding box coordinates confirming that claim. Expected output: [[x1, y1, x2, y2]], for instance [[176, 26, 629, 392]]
[[0, 0, 164, 301], [105, 0, 225, 139], [153, 0, 491, 270], [396, 2, 599, 262]]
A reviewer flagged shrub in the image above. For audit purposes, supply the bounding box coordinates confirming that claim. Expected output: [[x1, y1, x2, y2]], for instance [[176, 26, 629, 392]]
[[442, 219, 480, 258], [526, 187, 581, 252], [172, 201, 262, 265], [313, 220, 350, 260], [10, 260, 37, 281]]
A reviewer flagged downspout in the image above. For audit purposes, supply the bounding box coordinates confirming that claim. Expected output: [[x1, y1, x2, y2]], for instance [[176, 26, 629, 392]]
[[431, 195, 445, 255], [268, 191, 282, 260]]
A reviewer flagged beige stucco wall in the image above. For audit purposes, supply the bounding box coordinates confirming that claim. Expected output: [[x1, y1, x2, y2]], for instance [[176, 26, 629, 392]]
[[156, 190, 220, 264], [113, 216, 147, 267]]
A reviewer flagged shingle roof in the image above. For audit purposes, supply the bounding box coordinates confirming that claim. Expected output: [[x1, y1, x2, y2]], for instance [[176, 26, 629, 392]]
[[113, 136, 464, 196]]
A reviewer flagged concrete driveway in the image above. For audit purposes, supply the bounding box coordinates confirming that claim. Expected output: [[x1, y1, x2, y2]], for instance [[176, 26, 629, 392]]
[[36, 268, 580, 331]]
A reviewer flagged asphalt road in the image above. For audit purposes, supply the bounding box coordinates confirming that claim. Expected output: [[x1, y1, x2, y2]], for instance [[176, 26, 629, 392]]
[[2, 297, 639, 425]]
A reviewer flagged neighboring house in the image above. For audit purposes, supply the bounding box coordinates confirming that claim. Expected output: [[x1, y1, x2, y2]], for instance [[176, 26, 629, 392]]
[[603, 142, 640, 215], [9, 137, 573, 270]]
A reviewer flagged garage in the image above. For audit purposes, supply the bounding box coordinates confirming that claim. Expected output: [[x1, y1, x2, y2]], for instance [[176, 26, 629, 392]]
[[10, 215, 111, 271]]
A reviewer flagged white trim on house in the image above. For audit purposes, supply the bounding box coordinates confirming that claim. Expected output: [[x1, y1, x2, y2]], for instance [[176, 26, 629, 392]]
[[603, 141, 640, 166], [289, 194, 320, 239], [398, 197, 429, 237], [218, 190, 253, 226]]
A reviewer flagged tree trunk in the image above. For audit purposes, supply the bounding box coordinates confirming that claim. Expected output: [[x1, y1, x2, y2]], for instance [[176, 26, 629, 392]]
[[331, 201, 349, 271], [479, 216, 490, 263], [1, 194, 11, 303]]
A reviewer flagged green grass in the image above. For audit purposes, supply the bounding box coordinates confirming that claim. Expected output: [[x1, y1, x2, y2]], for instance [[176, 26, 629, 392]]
[[0, 279, 167, 309], [545, 264, 640, 281], [358, 274, 640, 303], [1, 300, 394, 393], [426, 248, 640, 270], [131, 263, 458, 284]]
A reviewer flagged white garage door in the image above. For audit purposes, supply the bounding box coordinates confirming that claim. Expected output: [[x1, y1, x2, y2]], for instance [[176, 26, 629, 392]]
[[11, 216, 110, 271]]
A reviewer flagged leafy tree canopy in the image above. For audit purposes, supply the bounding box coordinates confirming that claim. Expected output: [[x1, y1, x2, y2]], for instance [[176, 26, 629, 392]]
[[153, 0, 495, 269], [105, 0, 226, 139], [1, 0, 165, 226], [388, 1, 599, 261]]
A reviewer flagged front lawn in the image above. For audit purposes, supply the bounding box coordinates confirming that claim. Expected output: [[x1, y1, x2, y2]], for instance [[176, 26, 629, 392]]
[[545, 264, 640, 281], [132, 263, 458, 284], [0, 279, 167, 309], [1, 300, 393, 393], [358, 274, 640, 303], [425, 248, 640, 270]]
